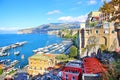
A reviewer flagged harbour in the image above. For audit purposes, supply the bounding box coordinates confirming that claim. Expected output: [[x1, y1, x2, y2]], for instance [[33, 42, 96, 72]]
[[0, 34, 63, 68]]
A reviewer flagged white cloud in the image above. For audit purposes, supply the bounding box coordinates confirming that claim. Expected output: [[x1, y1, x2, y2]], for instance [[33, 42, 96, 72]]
[[88, 0, 97, 5], [0, 27, 21, 31], [47, 10, 61, 15], [57, 14, 88, 22]]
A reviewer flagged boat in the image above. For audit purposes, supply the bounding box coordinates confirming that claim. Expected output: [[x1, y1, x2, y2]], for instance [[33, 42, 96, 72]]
[[33, 49, 38, 53], [10, 60, 19, 67], [14, 51, 20, 56], [0, 52, 9, 57], [15, 42, 20, 45], [7, 52, 10, 56], [21, 54, 24, 59], [7, 59, 11, 62]]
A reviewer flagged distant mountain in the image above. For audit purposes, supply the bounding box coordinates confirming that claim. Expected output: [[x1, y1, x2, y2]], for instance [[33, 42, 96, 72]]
[[17, 23, 80, 34]]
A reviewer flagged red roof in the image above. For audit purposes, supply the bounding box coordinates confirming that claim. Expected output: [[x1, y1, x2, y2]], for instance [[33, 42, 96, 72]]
[[83, 58, 106, 74]]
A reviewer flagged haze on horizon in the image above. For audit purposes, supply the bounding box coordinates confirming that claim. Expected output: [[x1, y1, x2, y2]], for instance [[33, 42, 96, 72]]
[[0, 0, 111, 33]]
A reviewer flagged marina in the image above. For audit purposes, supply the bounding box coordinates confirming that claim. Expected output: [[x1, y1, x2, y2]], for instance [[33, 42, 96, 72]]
[[33, 40, 73, 54]]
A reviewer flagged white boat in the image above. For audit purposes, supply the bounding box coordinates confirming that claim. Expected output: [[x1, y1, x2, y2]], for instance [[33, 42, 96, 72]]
[[15, 42, 20, 45], [42, 49, 49, 53], [7, 59, 11, 62], [0, 53, 4, 57], [21, 54, 24, 59], [7, 52, 10, 56], [33, 49, 38, 53], [14, 51, 20, 55]]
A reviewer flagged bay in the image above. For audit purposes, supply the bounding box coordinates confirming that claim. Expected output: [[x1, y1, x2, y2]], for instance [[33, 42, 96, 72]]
[[0, 34, 63, 68]]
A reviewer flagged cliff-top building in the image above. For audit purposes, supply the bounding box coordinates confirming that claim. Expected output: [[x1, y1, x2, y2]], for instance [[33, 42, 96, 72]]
[[78, 9, 119, 57], [85, 11, 101, 27], [27, 53, 56, 76]]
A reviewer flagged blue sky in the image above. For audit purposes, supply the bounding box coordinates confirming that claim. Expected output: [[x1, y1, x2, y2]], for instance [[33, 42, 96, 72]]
[[0, 0, 111, 32]]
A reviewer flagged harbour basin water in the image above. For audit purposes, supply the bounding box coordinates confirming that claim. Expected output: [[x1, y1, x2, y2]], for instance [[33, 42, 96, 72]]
[[0, 34, 63, 68]]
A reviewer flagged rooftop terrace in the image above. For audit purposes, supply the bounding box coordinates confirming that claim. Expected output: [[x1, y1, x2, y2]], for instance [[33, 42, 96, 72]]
[[65, 60, 82, 68], [29, 53, 55, 60]]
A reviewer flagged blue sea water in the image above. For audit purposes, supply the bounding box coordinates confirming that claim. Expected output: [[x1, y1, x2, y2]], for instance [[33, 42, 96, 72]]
[[0, 34, 63, 68]]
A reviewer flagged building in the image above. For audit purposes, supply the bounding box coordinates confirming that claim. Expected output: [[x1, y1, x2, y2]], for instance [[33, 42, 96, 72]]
[[79, 22, 118, 57], [27, 53, 56, 76], [99, 1, 120, 49], [61, 60, 82, 80], [86, 11, 101, 27], [13, 72, 29, 80], [82, 57, 106, 80]]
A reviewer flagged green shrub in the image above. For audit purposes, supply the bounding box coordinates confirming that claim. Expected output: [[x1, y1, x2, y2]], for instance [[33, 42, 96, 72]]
[[69, 46, 78, 58], [56, 54, 69, 60], [0, 68, 3, 75], [100, 44, 107, 51]]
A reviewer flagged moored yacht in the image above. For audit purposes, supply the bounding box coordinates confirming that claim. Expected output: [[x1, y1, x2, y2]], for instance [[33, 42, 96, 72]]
[[14, 51, 20, 56]]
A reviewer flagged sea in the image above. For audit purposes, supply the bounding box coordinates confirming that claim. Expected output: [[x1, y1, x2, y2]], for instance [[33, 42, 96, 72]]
[[0, 34, 63, 68]]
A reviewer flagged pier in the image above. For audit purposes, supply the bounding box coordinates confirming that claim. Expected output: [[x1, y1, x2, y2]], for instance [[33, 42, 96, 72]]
[[0, 41, 27, 57]]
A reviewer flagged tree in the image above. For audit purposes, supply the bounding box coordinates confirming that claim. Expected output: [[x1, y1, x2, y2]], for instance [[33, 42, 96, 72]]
[[0, 69, 3, 75], [69, 46, 78, 58], [56, 54, 69, 60], [99, 0, 120, 22], [89, 22, 97, 27]]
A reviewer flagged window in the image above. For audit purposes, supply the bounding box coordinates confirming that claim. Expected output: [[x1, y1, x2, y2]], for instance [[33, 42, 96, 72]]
[[112, 30, 115, 33], [72, 76, 75, 80], [96, 30, 99, 34], [66, 74, 68, 80]]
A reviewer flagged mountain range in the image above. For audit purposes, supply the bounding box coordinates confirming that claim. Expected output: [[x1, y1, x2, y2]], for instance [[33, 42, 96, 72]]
[[17, 22, 81, 34]]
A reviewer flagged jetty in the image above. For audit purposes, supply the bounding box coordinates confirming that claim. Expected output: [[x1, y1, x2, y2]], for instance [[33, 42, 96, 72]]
[[7, 60, 19, 68], [0, 41, 27, 57], [33, 40, 73, 54]]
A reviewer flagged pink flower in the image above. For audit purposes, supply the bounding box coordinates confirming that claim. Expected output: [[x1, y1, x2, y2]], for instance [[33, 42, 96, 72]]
[[115, 47, 120, 53]]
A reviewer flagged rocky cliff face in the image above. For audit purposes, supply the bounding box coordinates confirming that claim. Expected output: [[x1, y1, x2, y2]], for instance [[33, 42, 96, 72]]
[[17, 23, 80, 34]]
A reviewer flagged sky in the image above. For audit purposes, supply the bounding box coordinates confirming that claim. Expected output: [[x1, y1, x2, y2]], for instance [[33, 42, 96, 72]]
[[0, 0, 111, 33]]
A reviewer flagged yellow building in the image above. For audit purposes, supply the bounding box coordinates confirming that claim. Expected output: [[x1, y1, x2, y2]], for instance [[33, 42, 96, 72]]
[[27, 53, 56, 76]]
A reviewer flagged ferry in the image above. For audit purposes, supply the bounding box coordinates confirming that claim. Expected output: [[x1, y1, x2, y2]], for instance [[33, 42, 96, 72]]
[[15, 41, 27, 46]]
